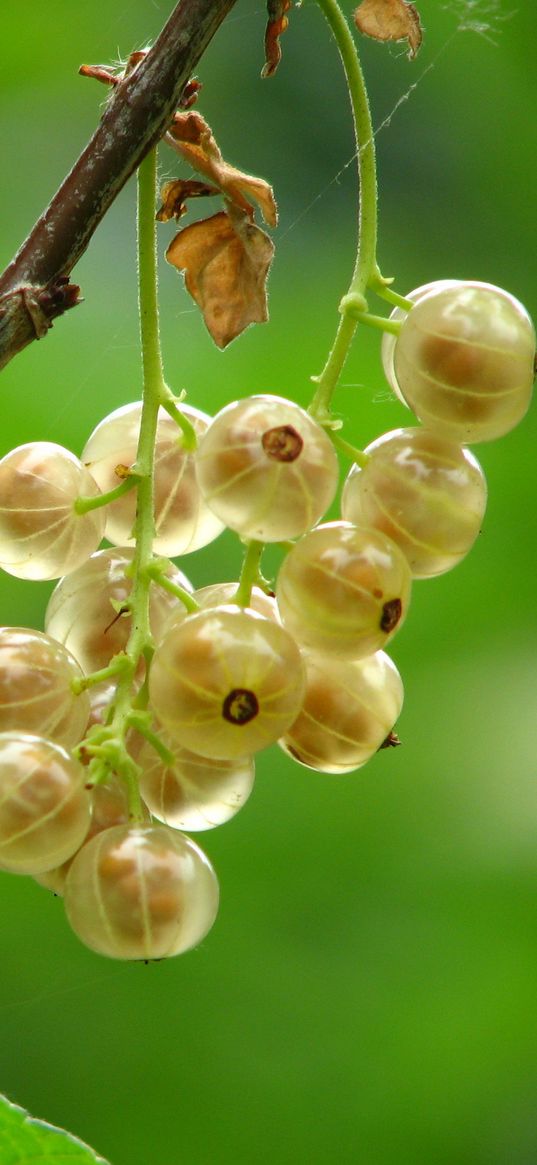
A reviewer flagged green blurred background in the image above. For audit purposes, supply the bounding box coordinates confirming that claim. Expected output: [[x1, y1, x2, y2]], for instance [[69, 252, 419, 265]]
[[1, 2, 536, 1162]]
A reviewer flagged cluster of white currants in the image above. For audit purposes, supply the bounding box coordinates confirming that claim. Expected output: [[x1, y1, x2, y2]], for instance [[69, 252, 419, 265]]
[[0, 280, 533, 960]]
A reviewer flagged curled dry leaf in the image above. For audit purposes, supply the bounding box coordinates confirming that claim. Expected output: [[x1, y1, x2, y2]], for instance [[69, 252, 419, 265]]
[[166, 207, 274, 349], [354, 0, 422, 59], [156, 179, 219, 223], [262, 0, 292, 79], [166, 111, 277, 227]]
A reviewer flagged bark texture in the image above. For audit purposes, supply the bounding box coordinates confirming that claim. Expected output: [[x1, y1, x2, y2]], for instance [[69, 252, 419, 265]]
[[0, 0, 238, 371]]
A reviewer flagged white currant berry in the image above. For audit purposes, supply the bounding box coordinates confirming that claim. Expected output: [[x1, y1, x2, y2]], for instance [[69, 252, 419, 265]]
[[381, 281, 462, 403], [45, 547, 192, 674], [149, 605, 306, 760], [0, 442, 105, 580], [82, 402, 224, 554], [35, 773, 135, 896], [279, 650, 403, 773], [138, 729, 255, 831], [392, 281, 536, 442], [161, 582, 279, 641], [276, 521, 411, 659], [64, 823, 219, 960], [0, 626, 90, 746], [0, 733, 90, 875], [195, 394, 339, 541], [193, 582, 279, 620], [341, 427, 487, 577]]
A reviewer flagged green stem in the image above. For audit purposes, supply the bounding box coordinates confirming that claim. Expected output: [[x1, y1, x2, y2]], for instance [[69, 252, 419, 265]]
[[160, 395, 198, 451], [78, 147, 165, 820], [122, 145, 162, 668], [233, 540, 265, 607], [127, 714, 175, 768], [328, 430, 369, 466], [309, 0, 387, 422], [342, 310, 402, 335], [146, 562, 200, 614], [375, 286, 413, 311], [74, 474, 139, 514]]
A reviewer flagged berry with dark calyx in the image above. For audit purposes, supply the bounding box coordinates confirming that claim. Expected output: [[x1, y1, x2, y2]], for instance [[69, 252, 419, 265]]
[[194, 394, 339, 541], [64, 823, 219, 960], [341, 427, 487, 578], [276, 521, 411, 660], [149, 605, 306, 759], [279, 649, 404, 773]]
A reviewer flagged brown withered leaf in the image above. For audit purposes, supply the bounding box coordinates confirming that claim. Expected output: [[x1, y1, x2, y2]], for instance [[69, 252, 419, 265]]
[[354, 0, 422, 59], [262, 0, 292, 78], [166, 111, 277, 228], [166, 207, 274, 349], [156, 179, 219, 223]]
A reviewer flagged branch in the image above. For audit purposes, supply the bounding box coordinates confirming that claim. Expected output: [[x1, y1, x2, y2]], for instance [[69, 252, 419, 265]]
[[0, 0, 238, 372]]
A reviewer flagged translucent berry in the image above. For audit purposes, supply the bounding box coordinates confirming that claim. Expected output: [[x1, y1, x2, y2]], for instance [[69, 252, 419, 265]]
[[276, 521, 411, 660], [83, 682, 117, 733], [138, 730, 255, 831], [35, 773, 134, 895], [279, 650, 403, 773], [0, 733, 90, 875], [0, 626, 90, 746], [45, 547, 192, 674], [195, 394, 339, 541], [161, 582, 280, 644], [381, 281, 461, 404], [392, 282, 536, 442], [64, 823, 219, 960], [193, 582, 279, 621], [0, 442, 105, 579], [149, 605, 306, 760], [82, 402, 224, 554], [341, 427, 487, 577]]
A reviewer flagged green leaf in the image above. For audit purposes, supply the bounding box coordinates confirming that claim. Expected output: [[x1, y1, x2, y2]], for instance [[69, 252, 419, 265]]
[[0, 1094, 111, 1165]]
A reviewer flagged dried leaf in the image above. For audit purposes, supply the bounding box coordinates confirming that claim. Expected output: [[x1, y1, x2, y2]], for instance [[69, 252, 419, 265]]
[[166, 112, 278, 227], [353, 0, 422, 58], [262, 0, 292, 78], [166, 207, 274, 349], [156, 179, 219, 223]]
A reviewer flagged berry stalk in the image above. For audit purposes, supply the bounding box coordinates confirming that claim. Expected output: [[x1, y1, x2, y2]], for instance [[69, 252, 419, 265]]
[[80, 147, 165, 817], [309, 0, 391, 422]]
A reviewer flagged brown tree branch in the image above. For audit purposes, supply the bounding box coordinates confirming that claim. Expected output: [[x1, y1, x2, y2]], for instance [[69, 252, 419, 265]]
[[0, 0, 239, 372]]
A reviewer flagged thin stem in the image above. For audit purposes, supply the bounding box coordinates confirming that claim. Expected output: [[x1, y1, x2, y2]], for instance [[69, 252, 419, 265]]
[[125, 145, 163, 662], [375, 286, 413, 311], [159, 395, 198, 451], [74, 474, 139, 514], [233, 541, 265, 607], [328, 430, 369, 466], [127, 715, 176, 768], [309, 0, 395, 423], [79, 147, 164, 818], [346, 311, 402, 335], [146, 563, 200, 614]]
